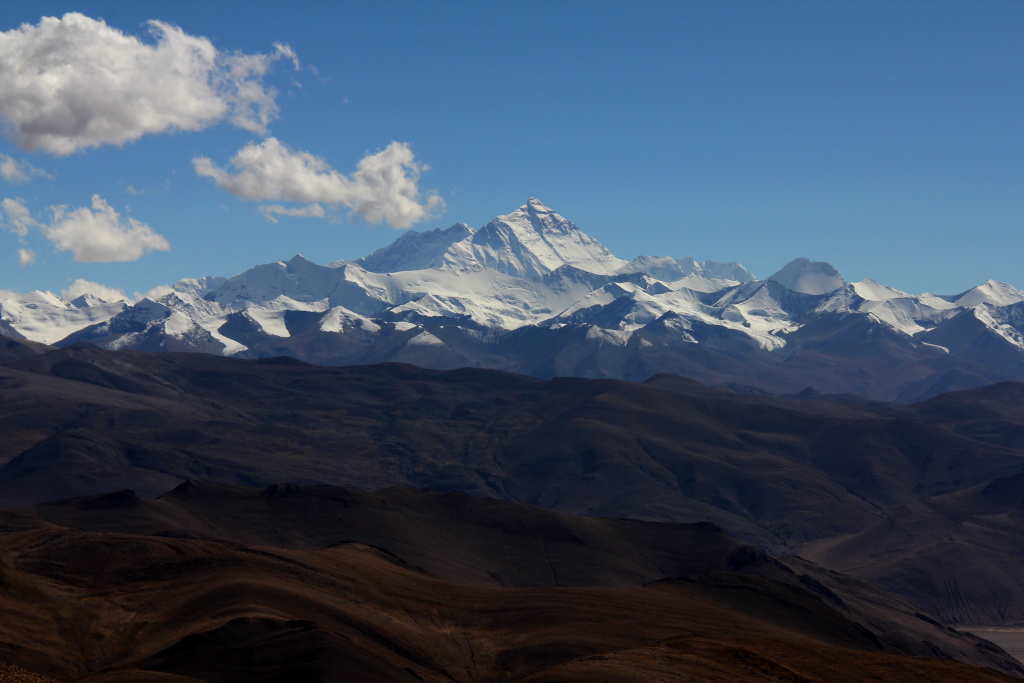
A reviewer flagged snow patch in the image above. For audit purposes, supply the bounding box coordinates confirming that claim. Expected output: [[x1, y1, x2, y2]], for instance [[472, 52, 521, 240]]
[[408, 330, 444, 346], [975, 305, 1024, 350], [320, 306, 381, 333], [585, 326, 632, 346], [244, 308, 290, 337]]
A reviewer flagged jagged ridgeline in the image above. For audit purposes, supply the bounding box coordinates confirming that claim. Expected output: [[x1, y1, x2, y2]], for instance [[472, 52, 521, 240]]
[[3, 198, 1024, 401]]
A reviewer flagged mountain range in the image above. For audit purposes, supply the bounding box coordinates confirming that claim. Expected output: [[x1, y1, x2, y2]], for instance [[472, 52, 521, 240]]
[[3, 198, 1024, 401]]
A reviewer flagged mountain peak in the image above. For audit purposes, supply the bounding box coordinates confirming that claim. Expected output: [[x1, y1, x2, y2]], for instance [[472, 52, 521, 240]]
[[954, 280, 1024, 308], [475, 200, 628, 277], [356, 223, 475, 273], [498, 198, 568, 235], [768, 258, 845, 295], [524, 197, 554, 212]]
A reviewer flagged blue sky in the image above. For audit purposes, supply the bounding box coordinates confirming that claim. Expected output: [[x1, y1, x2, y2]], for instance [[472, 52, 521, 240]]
[[1, 0, 1021, 299]]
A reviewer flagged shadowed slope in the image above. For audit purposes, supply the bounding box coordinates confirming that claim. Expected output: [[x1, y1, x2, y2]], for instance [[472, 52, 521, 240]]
[[3, 348, 1024, 550], [31, 482, 743, 588], [0, 484, 1020, 681], [794, 383, 1024, 626], [799, 466, 1024, 626], [0, 337, 51, 360]]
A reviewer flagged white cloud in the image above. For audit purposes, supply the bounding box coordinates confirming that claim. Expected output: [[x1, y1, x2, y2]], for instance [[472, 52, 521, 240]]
[[61, 278, 127, 303], [1, 197, 37, 236], [125, 177, 171, 196], [273, 42, 300, 70], [138, 284, 174, 301], [42, 194, 170, 262], [193, 138, 444, 229], [1, 198, 38, 267], [258, 203, 326, 223], [0, 13, 294, 155], [0, 154, 49, 183]]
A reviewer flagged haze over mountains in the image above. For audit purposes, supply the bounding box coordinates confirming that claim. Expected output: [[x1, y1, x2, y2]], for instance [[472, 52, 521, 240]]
[[3, 198, 1024, 401]]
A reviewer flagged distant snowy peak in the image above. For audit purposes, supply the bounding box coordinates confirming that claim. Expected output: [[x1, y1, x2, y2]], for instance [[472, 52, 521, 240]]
[[143, 276, 230, 302], [174, 276, 229, 298], [357, 198, 752, 285], [208, 256, 393, 319], [698, 260, 757, 282], [953, 280, 1024, 308], [713, 279, 825, 321], [354, 198, 628, 279], [69, 293, 111, 308], [210, 255, 343, 308], [5, 290, 70, 310], [0, 290, 127, 345], [619, 255, 754, 283], [509, 197, 576, 237], [620, 255, 697, 281], [768, 258, 845, 295], [470, 198, 629, 278], [815, 283, 955, 337], [850, 279, 909, 301], [356, 223, 475, 273]]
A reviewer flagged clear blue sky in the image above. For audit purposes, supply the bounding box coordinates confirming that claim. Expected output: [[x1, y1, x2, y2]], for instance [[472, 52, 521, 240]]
[[1, 0, 1021, 299]]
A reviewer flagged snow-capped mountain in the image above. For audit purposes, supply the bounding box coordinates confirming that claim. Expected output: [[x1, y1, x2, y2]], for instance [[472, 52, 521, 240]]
[[0, 290, 127, 345], [3, 198, 1024, 401], [355, 198, 628, 277], [767, 258, 846, 295]]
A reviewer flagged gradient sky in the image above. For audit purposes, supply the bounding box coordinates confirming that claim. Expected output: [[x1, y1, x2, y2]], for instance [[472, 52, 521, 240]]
[[1, 0, 1021, 300]]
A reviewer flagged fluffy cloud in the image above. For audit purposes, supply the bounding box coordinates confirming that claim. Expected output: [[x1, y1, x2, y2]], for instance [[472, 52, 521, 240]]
[[18, 248, 34, 266], [0, 13, 296, 155], [193, 138, 444, 229], [0, 154, 49, 183], [42, 195, 170, 262], [1, 197, 36, 236], [61, 278, 128, 303], [137, 284, 174, 301], [258, 203, 326, 223]]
